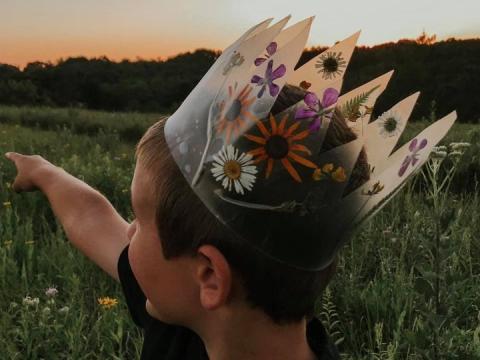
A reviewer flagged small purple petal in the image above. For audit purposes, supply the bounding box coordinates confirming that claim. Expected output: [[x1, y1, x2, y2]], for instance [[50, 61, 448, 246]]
[[418, 138, 428, 150], [254, 58, 266, 66], [304, 92, 320, 110], [269, 83, 280, 97], [265, 59, 273, 78], [271, 64, 286, 80], [266, 42, 277, 56], [308, 117, 322, 132], [409, 138, 418, 152], [321, 88, 339, 108], [251, 75, 263, 84], [398, 156, 411, 177], [295, 108, 317, 119]]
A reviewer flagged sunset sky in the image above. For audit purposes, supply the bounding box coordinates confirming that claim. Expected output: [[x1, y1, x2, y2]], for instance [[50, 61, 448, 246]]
[[1, 0, 479, 68]]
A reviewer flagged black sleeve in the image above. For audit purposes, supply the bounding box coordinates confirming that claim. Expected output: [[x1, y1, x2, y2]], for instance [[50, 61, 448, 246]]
[[117, 244, 150, 328]]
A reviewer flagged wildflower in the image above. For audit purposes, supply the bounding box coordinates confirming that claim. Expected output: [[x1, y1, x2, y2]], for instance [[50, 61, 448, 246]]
[[251, 59, 286, 98], [42, 307, 51, 315], [3, 201, 11, 207], [322, 163, 334, 173], [398, 138, 428, 176], [45, 286, 58, 298], [3, 240, 13, 247], [211, 145, 257, 194], [25, 240, 35, 245], [449, 142, 471, 151], [23, 296, 40, 306], [59, 306, 70, 314], [376, 110, 403, 138], [295, 88, 339, 132], [5, 182, 11, 189], [315, 51, 347, 80], [245, 113, 315, 183], [98, 297, 118, 309], [331, 167, 347, 183], [121, 189, 129, 193], [448, 150, 464, 160]]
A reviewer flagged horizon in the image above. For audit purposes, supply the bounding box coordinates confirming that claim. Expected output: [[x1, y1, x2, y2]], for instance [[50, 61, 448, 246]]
[[3, 34, 479, 71], [1, 0, 479, 68]]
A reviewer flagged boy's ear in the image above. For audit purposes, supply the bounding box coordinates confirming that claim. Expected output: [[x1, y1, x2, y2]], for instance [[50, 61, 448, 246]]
[[195, 245, 233, 310]]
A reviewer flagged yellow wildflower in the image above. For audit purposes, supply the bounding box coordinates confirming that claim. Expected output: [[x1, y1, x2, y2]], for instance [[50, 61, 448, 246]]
[[312, 168, 324, 181], [98, 297, 118, 309], [3, 201, 11, 207], [331, 167, 347, 182], [322, 163, 334, 173]]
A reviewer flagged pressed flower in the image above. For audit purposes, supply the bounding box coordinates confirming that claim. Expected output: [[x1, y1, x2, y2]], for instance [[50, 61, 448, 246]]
[[215, 84, 257, 144], [251, 59, 286, 98], [312, 168, 325, 181], [211, 145, 258, 195], [223, 51, 245, 75], [377, 110, 402, 138], [295, 88, 339, 132], [362, 181, 385, 196], [331, 167, 347, 182], [322, 163, 334, 173], [398, 138, 428, 176], [254, 42, 277, 66], [97, 297, 118, 309], [315, 51, 347, 80], [244, 113, 317, 183]]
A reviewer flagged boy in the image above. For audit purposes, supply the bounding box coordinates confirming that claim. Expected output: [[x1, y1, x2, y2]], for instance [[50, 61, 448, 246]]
[[4, 103, 344, 359], [5, 16, 456, 360]]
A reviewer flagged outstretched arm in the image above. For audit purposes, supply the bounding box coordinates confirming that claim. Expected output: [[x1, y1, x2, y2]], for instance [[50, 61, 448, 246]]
[[5, 152, 130, 282]]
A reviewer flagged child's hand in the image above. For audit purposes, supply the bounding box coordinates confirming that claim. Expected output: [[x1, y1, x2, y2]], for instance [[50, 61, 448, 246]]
[[4, 152, 56, 193]]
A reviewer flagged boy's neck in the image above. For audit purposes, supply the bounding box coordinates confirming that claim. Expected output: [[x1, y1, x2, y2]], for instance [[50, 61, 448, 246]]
[[193, 308, 318, 360]]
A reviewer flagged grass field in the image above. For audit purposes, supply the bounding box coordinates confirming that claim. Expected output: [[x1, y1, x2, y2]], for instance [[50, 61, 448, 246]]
[[0, 105, 479, 359]]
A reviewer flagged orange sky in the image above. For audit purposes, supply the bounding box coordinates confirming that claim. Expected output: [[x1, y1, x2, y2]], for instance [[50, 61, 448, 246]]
[[1, 0, 479, 68]]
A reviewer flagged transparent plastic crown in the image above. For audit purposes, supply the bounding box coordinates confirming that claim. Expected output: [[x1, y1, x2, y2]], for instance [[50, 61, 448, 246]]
[[164, 17, 457, 270]]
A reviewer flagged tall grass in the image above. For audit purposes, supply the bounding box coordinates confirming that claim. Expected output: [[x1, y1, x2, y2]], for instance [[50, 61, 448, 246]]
[[0, 107, 479, 358]]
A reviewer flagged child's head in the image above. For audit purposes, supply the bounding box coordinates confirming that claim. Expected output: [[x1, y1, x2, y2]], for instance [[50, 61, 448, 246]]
[[127, 84, 370, 329]]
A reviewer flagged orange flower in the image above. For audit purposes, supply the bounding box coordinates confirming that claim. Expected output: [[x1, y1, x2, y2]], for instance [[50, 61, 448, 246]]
[[331, 167, 347, 182], [216, 84, 257, 144], [244, 113, 317, 183]]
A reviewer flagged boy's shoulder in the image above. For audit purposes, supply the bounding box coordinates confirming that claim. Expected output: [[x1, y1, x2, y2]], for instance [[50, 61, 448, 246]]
[[117, 244, 339, 360]]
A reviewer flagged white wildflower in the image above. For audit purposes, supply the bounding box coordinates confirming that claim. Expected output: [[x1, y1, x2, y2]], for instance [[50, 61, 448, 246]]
[[59, 306, 70, 314], [211, 145, 258, 195]]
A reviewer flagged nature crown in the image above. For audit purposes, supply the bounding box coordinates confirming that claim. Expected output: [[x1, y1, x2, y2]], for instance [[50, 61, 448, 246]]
[[164, 16, 457, 271]]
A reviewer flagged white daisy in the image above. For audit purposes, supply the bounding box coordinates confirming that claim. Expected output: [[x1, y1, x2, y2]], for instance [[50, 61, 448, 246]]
[[210, 145, 258, 195], [376, 110, 402, 138]]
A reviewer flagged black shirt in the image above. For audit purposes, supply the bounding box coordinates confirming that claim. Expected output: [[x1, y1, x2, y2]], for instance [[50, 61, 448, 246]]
[[117, 244, 340, 360]]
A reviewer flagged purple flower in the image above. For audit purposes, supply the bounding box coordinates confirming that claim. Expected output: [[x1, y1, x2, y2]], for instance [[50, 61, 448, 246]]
[[254, 42, 277, 66], [295, 88, 339, 132], [398, 138, 428, 176], [251, 59, 286, 98]]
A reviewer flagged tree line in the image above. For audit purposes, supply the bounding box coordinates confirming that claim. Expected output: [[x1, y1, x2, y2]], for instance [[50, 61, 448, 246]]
[[0, 37, 478, 123]]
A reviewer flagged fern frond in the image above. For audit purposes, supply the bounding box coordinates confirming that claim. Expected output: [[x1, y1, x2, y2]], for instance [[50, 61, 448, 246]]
[[340, 85, 380, 122]]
